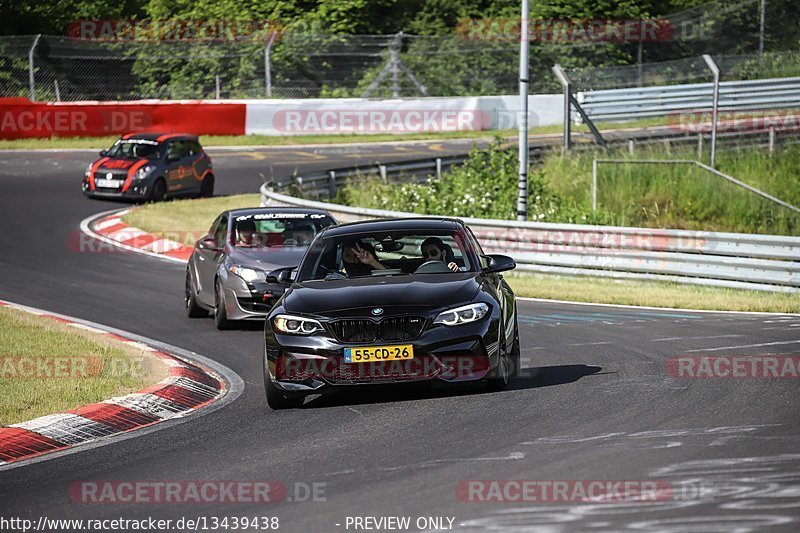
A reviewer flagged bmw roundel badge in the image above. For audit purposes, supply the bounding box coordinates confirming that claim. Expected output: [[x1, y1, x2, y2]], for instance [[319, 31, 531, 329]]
[[371, 308, 384, 316]]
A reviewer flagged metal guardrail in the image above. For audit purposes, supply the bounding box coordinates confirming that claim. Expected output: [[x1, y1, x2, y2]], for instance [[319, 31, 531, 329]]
[[578, 76, 800, 122], [260, 187, 800, 293]]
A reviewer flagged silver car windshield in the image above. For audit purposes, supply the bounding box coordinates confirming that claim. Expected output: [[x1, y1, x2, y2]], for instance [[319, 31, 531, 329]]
[[231, 214, 335, 248]]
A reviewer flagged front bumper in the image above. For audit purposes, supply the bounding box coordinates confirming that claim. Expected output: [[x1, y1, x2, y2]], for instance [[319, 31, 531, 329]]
[[265, 315, 501, 393], [82, 180, 150, 199], [220, 275, 287, 321]]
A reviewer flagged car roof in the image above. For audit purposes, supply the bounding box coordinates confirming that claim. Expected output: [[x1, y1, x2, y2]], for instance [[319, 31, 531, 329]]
[[120, 133, 199, 142], [321, 217, 465, 238], [224, 207, 335, 218]]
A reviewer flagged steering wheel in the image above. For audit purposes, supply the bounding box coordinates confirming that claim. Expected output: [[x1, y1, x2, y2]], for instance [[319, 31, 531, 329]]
[[414, 260, 452, 274]]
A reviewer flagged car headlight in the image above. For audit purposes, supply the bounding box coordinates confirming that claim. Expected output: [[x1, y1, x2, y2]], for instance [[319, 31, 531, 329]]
[[273, 314, 324, 335], [135, 164, 156, 180], [229, 264, 267, 283], [433, 303, 489, 326]]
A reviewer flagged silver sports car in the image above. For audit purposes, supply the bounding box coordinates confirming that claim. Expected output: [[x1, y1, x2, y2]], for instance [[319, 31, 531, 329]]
[[185, 207, 337, 329]]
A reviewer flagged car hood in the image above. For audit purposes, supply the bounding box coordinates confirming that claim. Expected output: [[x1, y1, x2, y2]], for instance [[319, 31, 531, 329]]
[[97, 158, 147, 171], [227, 246, 306, 272], [283, 274, 481, 316]]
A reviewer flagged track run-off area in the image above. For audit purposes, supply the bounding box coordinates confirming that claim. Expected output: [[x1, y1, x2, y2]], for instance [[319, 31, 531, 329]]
[[0, 141, 798, 532]]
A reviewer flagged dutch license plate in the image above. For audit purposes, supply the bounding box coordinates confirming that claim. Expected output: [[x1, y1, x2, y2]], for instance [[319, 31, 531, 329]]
[[344, 344, 414, 363], [96, 178, 123, 188]]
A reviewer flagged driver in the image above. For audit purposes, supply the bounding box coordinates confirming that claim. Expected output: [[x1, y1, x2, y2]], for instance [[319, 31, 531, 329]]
[[342, 240, 387, 277], [420, 237, 460, 272]]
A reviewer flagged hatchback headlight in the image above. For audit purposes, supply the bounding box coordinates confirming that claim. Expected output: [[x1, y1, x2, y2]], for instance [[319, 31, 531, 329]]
[[433, 303, 489, 326], [273, 314, 324, 335], [229, 264, 267, 282]]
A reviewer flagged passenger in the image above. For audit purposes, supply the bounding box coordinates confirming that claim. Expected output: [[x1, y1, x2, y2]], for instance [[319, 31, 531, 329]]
[[420, 237, 460, 272], [287, 222, 315, 245], [342, 240, 387, 277]]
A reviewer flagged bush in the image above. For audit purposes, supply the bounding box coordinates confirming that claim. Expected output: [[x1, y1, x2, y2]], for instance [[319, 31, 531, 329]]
[[336, 140, 608, 224]]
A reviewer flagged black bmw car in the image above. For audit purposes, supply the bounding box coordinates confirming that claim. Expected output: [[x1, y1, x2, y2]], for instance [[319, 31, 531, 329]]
[[263, 217, 519, 409]]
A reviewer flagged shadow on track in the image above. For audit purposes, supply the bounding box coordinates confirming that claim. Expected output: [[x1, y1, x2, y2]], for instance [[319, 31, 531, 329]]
[[301, 364, 604, 409]]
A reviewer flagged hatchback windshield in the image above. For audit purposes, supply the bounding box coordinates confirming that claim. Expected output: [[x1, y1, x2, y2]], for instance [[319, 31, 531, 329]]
[[231, 213, 335, 248], [105, 139, 162, 159], [297, 230, 475, 281]]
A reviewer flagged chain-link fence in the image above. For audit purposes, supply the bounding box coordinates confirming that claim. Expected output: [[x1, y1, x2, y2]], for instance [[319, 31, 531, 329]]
[[1, 0, 797, 101]]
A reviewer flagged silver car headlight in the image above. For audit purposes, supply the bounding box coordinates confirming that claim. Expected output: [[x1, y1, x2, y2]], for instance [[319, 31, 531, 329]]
[[135, 164, 156, 180], [229, 264, 267, 282], [273, 314, 324, 335], [433, 303, 489, 326]]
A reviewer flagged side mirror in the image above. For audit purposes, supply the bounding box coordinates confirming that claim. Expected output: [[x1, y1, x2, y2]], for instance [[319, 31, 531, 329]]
[[266, 266, 297, 285], [99, 150, 107, 157], [198, 235, 222, 252], [483, 254, 516, 274]]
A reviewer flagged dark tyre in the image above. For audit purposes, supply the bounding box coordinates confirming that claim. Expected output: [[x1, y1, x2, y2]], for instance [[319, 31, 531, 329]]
[[264, 350, 304, 409], [185, 269, 207, 318], [510, 317, 521, 378], [200, 174, 214, 198], [150, 178, 166, 202], [487, 322, 512, 392], [214, 280, 233, 330]]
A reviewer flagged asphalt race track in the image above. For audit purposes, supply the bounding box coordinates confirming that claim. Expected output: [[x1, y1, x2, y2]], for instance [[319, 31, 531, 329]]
[[1, 142, 799, 532]]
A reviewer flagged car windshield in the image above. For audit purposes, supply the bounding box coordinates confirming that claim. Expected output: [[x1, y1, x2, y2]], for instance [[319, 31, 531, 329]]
[[297, 230, 475, 281], [105, 139, 162, 160], [231, 213, 335, 248]]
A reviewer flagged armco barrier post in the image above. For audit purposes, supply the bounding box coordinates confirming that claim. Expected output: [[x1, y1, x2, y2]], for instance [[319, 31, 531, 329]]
[[328, 171, 336, 199], [28, 34, 41, 102], [702, 54, 720, 168]]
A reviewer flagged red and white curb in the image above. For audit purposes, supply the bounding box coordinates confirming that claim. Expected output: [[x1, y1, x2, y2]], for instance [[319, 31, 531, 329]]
[[81, 208, 193, 263], [0, 299, 240, 467]]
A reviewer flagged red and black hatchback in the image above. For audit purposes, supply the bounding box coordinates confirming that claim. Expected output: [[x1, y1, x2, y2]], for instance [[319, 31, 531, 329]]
[[81, 133, 214, 201]]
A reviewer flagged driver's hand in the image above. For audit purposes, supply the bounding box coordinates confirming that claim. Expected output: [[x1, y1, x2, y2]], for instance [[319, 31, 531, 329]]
[[447, 262, 459, 272]]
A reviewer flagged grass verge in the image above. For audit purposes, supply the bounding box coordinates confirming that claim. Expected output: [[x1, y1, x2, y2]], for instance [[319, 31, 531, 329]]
[[122, 195, 799, 313], [506, 272, 800, 313], [121, 194, 262, 237], [0, 307, 169, 425]]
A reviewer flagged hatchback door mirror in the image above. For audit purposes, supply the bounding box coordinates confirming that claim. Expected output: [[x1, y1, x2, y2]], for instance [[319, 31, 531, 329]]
[[483, 254, 516, 274], [198, 235, 222, 252], [99, 150, 107, 157]]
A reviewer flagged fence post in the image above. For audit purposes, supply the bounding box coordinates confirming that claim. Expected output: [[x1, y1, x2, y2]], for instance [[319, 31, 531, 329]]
[[592, 159, 598, 211], [769, 126, 775, 156], [697, 133, 703, 159], [215, 75, 220, 99], [551, 64, 571, 153], [53, 79, 60, 102], [517, 0, 530, 222], [435, 157, 442, 179], [379, 164, 387, 184], [28, 34, 42, 102], [264, 32, 276, 97], [628, 139, 635, 155], [390, 32, 402, 98], [759, 0, 766, 56], [328, 171, 337, 199], [702, 54, 720, 169]]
